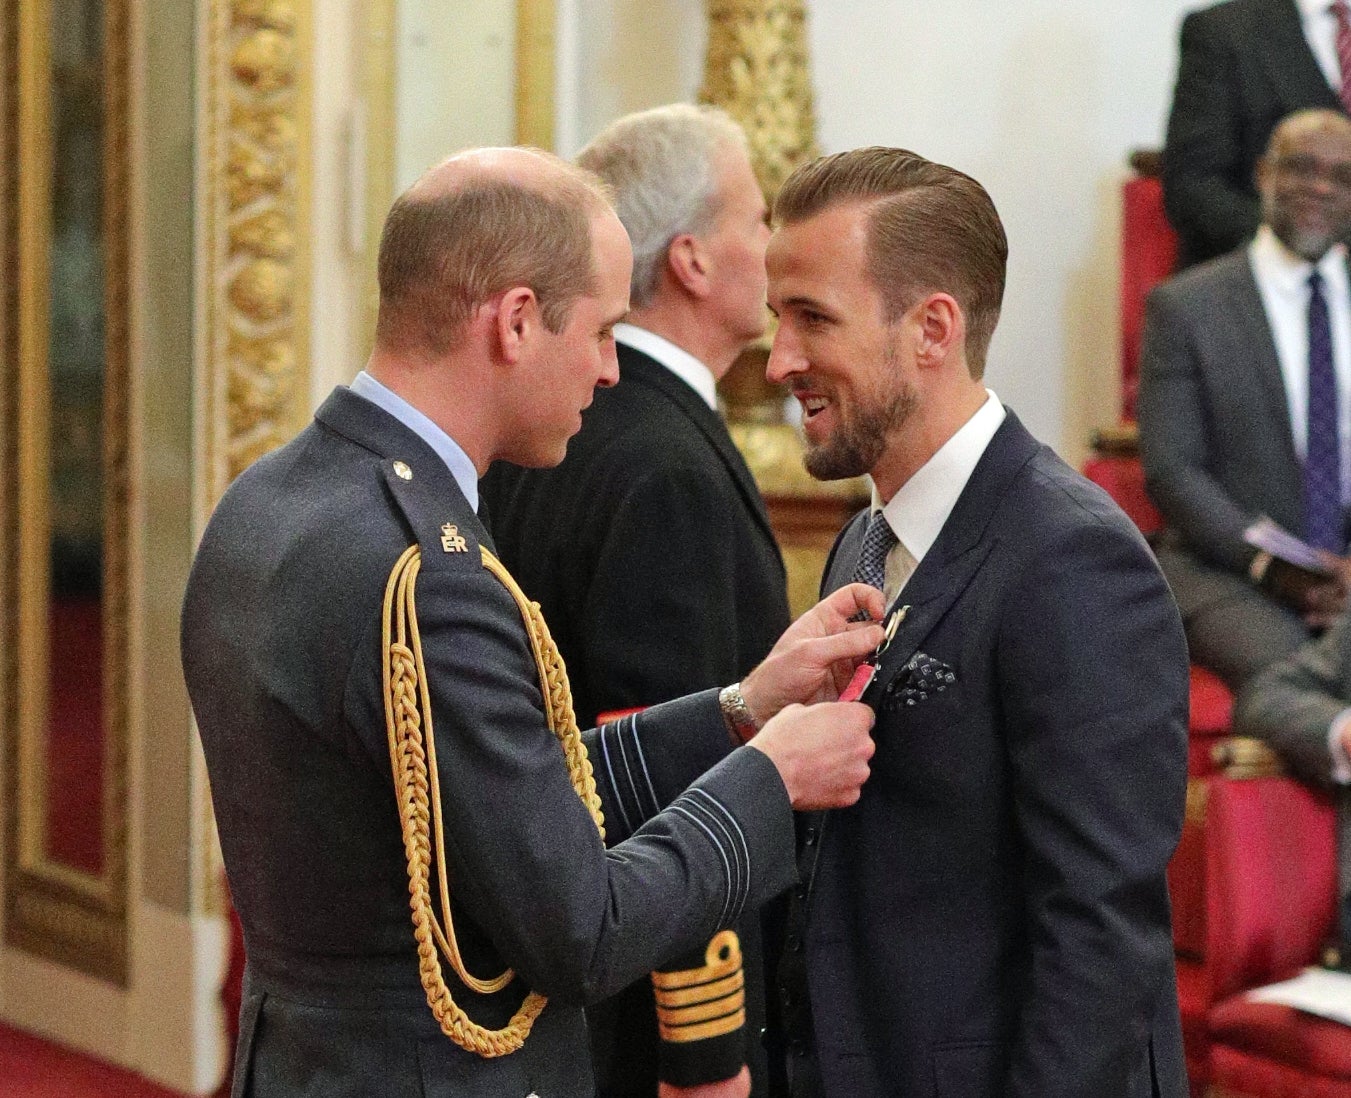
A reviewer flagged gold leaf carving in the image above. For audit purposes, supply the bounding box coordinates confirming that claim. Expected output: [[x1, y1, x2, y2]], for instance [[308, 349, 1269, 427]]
[[700, 0, 819, 200], [231, 28, 297, 94], [228, 258, 293, 322]]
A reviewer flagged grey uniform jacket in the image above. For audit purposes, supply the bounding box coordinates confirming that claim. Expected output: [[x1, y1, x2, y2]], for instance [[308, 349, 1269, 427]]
[[180, 386, 798, 1097]]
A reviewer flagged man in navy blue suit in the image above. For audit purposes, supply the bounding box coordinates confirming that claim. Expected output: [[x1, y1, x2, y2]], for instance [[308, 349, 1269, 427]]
[[762, 147, 1191, 1098]]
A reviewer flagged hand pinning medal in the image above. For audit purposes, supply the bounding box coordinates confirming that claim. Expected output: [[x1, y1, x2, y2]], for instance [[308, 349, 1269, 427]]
[[839, 605, 908, 704]]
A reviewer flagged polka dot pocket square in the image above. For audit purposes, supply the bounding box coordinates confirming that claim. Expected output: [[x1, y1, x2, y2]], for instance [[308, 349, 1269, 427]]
[[883, 651, 957, 711]]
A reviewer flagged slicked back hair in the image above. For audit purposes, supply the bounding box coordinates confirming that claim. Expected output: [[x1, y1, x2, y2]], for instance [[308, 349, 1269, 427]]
[[375, 155, 613, 356], [774, 147, 1007, 377], [578, 103, 750, 307]]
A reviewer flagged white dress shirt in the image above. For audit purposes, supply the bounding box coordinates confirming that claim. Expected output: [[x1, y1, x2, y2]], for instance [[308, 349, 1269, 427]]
[[870, 390, 1007, 605], [614, 323, 719, 411], [1249, 226, 1351, 496], [1298, 0, 1346, 93]]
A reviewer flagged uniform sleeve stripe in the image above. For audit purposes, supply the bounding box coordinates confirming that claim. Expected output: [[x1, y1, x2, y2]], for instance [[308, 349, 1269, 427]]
[[598, 724, 636, 835], [680, 793, 747, 918], [669, 803, 734, 926], [688, 788, 750, 915], [626, 713, 661, 817], [613, 718, 648, 823], [680, 798, 742, 918]]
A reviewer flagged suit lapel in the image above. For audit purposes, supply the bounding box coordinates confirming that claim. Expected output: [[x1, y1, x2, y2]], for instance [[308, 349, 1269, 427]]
[[1222, 255, 1301, 473], [868, 413, 1039, 686], [1261, 0, 1343, 112], [618, 344, 780, 549]]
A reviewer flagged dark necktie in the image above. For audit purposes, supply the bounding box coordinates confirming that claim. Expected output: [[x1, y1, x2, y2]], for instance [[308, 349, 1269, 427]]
[[1334, 1, 1351, 114], [851, 510, 898, 591], [1305, 270, 1344, 552]]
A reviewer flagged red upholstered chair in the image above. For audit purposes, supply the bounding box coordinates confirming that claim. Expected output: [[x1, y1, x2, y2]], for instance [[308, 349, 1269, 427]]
[[1119, 161, 1178, 421], [1202, 774, 1348, 1097]]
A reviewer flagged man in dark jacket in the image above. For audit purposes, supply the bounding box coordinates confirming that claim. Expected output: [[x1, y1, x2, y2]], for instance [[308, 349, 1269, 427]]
[[483, 105, 788, 1098], [764, 146, 1189, 1098]]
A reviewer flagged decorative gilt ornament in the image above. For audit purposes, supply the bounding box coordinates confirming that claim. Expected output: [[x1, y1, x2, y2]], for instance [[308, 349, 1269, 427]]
[[699, 0, 820, 201], [202, 0, 312, 496]]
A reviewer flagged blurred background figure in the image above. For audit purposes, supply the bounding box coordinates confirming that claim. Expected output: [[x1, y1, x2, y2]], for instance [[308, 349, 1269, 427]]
[[482, 104, 789, 1098]]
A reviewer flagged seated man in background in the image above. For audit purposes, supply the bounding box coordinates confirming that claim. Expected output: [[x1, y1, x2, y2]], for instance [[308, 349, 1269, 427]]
[[1162, 0, 1351, 268], [1139, 109, 1351, 690], [1233, 617, 1351, 954], [482, 104, 789, 1098]]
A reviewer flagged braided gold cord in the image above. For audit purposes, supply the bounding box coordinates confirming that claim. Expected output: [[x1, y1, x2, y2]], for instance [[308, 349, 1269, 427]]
[[381, 544, 604, 1058]]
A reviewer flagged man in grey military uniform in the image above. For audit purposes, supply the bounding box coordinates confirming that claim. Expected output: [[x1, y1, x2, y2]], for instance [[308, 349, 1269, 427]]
[[180, 146, 881, 1098]]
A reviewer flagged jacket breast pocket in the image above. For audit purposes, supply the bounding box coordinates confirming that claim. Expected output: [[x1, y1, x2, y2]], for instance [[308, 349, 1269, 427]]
[[931, 1041, 1007, 1098]]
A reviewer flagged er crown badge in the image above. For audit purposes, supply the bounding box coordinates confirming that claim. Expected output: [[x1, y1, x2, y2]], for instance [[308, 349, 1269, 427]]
[[441, 524, 468, 553]]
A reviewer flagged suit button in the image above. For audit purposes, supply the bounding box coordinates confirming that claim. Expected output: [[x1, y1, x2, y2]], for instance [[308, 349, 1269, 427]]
[[803, 828, 817, 846], [794, 884, 807, 899]]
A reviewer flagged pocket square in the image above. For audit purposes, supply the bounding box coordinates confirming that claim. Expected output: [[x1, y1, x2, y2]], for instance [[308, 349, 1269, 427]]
[[884, 651, 957, 709]]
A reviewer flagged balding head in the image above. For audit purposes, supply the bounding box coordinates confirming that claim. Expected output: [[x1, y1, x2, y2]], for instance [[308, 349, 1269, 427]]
[[375, 147, 616, 356], [1258, 109, 1351, 260]]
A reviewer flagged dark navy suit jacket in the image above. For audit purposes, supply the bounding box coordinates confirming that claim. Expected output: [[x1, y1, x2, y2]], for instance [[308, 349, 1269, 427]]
[[781, 412, 1190, 1098]]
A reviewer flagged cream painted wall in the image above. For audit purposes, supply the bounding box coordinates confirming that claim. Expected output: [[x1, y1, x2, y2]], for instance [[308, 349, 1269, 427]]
[[562, 0, 1201, 461]]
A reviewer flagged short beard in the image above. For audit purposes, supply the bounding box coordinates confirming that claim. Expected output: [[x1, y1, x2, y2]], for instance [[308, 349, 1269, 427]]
[[803, 375, 918, 482], [1266, 201, 1339, 262]]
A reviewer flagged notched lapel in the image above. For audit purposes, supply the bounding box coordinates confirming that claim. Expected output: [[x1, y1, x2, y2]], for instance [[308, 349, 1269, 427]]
[[868, 536, 995, 700]]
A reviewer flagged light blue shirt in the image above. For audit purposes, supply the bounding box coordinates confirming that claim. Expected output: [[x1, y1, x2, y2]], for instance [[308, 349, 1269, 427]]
[[349, 370, 480, 513]]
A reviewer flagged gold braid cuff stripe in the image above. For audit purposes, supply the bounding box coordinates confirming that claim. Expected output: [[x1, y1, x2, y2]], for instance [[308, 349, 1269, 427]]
[[381, 545, 604, 1057], [652, 930, 746, 1043]]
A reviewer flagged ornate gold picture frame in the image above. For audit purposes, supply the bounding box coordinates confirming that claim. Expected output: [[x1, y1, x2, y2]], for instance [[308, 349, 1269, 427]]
[[1, 0, 132, 985]]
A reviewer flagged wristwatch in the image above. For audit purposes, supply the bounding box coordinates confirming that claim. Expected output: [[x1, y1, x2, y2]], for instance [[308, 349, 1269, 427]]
[[718, 682, 761, 743]]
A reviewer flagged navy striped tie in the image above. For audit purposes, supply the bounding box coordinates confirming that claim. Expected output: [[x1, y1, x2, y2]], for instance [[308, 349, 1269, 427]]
[[1305, 270, 1344, 552]]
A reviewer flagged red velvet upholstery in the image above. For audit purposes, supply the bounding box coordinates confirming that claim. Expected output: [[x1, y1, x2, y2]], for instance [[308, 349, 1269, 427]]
[[1175, 957, 1212, 1095], [1188, 665, 1233, 742], [1211, 1001, 1351, 1081], [1204, 776, 1348, 1097], [1120, 174, 1178, 421], [1171, 778, 1209, 961], [1204, 777, 1337, 1003], [1082, 454, 1163, 536]]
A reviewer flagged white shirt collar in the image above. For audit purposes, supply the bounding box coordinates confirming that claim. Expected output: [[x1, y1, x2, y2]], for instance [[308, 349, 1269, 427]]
[[872, 390, 1007, 564], [1297, 0, 1334, 19], [1250, 224, 1349, 299], [349, 370, 480, 512], [614, 323, 719, 411]]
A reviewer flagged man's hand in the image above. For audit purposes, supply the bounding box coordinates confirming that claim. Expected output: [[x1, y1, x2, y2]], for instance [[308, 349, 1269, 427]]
[[749, 701, 875, 810], [1265, 556, 1347, 628], [739, 583, 885, 724], [658, 1067, 751, 1098]]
